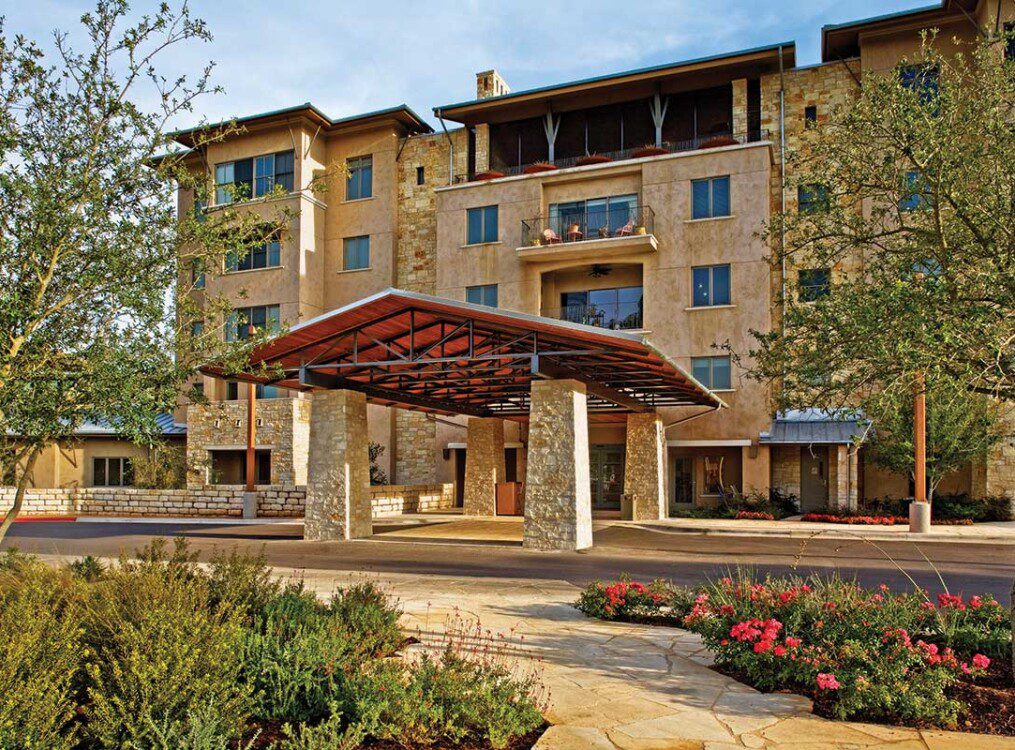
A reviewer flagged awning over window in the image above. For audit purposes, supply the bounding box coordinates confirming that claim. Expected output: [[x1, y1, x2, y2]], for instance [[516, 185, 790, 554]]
[[202, 289, 724, 419], [759, 409, 869, 445]]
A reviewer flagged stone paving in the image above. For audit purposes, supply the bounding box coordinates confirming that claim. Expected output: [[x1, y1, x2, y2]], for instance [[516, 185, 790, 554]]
[[278, 565, 1014, 750]]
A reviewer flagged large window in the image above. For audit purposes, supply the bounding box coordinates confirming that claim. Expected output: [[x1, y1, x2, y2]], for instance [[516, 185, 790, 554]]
[[93, 457, 133, 487], [215, 151, 294, 204], [559, 286, 642, 330], [692, 264, 731, 307], [691, 355, 732, 390], [899, 63, 939, 103], [346, 155, 373, 200], [691, 176, 730, 219], [227, 304, 280, 342], [548, 194, 637, 238], [798, 268, 831, 302], [226, 238, 281, 272], [1006, 22, 1015, 61], [466, 205, 498, 244], [466, 284, 498, 307], [899, 171, 928, 212], [343, 236, 370, 270]]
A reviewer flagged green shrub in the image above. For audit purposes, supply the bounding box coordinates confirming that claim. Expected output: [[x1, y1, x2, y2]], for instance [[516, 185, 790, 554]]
[[207, 547, 283, 621], [574, 577, 693, 624], [279, 712, 365, 750], [0, 564, 81, 749], [327, 582, 403, 659], [66, 555, 106, 582], [80, 542, 252, 747]]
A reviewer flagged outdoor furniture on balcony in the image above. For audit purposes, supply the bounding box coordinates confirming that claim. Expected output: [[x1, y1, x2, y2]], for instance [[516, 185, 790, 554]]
[[544, 297, 644, 331], [522, 205, 653, 248]]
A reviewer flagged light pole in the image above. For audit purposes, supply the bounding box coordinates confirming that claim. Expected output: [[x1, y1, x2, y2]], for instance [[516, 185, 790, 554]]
[[909, 274, 930, 532], [243, 323, 258, 519]]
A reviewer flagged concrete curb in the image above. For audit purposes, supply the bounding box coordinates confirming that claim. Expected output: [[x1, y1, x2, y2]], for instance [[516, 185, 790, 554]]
[[625, 522, 1015, 545]]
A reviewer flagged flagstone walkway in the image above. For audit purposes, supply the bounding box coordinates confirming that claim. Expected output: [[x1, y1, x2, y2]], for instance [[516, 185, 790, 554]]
[[283, 566, 1013, 750]]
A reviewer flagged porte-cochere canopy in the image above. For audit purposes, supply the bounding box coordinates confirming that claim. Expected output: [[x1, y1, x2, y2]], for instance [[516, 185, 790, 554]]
[[205, 289, 724, 418]]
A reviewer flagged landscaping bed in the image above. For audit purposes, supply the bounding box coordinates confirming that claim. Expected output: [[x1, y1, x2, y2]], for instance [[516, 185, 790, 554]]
[[574, 573, 1012, 736], [0, 542, 546, 749], [801, 512, 974, 526]]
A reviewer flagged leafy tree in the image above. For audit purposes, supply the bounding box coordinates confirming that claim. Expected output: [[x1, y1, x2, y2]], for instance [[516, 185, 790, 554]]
[[743, 30, 1014, 410], [735, 30, 1014, 492], [0, 1, 292, 540], [866, 378, 1006, 500]]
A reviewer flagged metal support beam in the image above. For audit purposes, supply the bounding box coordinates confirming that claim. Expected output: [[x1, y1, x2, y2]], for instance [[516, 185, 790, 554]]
[[534, 358, 651, 412]]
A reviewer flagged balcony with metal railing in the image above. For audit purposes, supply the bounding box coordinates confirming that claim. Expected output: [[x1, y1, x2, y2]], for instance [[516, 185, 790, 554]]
[[518, 205, 656, 262], [543, 301, 644, 331]]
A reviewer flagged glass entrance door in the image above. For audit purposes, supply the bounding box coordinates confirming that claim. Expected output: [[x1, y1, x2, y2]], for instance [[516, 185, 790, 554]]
[[590, 444, 625, 510], [670, 456, 694, 515]]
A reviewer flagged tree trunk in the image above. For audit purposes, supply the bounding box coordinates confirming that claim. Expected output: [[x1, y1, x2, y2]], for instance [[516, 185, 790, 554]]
[[0, 446, 42, 544]]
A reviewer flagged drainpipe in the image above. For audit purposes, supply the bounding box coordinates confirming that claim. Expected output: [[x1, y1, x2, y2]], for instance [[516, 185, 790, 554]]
[[663, 404, 722, 431], [778, 45, 788, 320], [436, 110, 454, 185]]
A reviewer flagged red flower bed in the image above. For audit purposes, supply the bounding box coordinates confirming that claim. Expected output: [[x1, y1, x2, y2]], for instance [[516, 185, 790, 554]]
[[735, 510, 775, 521], [801, 513, 974, 526]]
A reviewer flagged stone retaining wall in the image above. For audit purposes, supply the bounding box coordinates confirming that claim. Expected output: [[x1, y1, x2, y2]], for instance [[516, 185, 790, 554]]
[[0, 482, 455, 519]]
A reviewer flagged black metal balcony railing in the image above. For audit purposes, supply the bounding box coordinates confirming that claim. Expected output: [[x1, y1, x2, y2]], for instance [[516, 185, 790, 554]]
[[457, 129, 769, 183], [544, 302, 644, 331], [522, 205, 653, 248]]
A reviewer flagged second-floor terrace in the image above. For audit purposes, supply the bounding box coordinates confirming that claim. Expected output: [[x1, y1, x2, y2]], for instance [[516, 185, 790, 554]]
[[435, 42, 793, 182]]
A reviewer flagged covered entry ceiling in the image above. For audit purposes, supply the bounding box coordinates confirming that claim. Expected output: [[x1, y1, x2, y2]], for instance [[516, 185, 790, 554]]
[[206, 289, 723, 419]]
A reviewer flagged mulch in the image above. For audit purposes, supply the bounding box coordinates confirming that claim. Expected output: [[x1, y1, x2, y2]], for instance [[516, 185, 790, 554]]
[[246, 720, 547, 748]]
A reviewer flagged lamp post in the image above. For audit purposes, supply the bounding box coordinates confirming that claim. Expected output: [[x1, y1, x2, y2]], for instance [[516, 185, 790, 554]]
[[243, 323, 258, 519], [909, 274, 930, 533]]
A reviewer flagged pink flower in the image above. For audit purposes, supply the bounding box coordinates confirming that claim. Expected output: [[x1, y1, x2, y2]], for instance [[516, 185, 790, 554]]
[[937, 593, 966, 611], [969, 596, 983, 609], [816, 673, 841, 690], [972, 654, 990, 670], [719, 604, 735, 616], [920, 601, 936, 610], [753, 639, 774, 654], [784, 636, 801, 648], [773, 644, 788, 657]]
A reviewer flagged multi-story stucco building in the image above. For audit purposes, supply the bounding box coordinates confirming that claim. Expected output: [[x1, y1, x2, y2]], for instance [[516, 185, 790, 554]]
[[156, 0, 1012, 513]]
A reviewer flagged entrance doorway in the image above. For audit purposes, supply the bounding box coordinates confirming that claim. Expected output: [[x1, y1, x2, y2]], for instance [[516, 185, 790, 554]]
[[800, 447, 828, 511], [670, 456, 694, 514], [590, 444, 624, 510]]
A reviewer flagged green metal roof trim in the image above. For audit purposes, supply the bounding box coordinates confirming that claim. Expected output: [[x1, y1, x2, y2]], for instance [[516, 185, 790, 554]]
[[170, 102, 432, 142], [820, 3, 943, 33], [433, 40, 797, 117]]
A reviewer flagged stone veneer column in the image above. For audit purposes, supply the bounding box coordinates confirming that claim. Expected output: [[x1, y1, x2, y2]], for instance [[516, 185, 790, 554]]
[[623, 412, 666, 521], [304, 389, 371, 541], [524, 379, 592, 551], [463, 417, 505, 516], [829, 445, 858, 512], [394, 409, 437, 485]]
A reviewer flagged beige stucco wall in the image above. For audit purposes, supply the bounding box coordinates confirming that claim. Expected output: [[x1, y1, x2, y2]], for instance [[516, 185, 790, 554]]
[[20, 438, 173, 489]]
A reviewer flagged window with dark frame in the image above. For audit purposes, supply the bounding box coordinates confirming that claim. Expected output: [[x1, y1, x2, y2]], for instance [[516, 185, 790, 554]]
[[691, 356, 732, 390], [346, 155, 373, 200], [804, 105, 817, 125], [466, 284, 498, 307], [798, 268, 831, 302], [226, 304, 280, 342], [1006, 22, 1015, 61], [343, 236, 370, 270], [226, 238, 282, 272], [215, 150, 294, 204], [466, 205, 498, 244], [93, 457, 133, 487], [899, 171, 928, 212], [227, 382, 239, 400], [797, 184, 827, 214], [416, 166, 425, 185], [692, 264, 732, 307], [691, 176, 731, 219]]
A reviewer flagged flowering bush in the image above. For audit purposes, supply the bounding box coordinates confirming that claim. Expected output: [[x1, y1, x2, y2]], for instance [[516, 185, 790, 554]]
[[574, 578, 694, 623], [735, 510, 776, 521], [801, 513, 974, 526], [577, 571, 1010, 728]]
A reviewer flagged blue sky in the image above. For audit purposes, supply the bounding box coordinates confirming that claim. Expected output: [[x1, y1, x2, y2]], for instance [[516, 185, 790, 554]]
[[8, 0, 930, 129]]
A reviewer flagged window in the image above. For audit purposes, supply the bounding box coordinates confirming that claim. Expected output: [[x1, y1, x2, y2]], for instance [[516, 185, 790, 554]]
[[93, 457, 133, 487], [416, 166, 425, 185], [190, 320, 204, 337], [692, 264, 731, 307], [797, 184, 827, 214], [215, 151, 294, 204], [798, 268, 831, 302], [466, 284, 498, 307], [1006, 22, 1015, 61], [346, 155, 373, 200], [227, 304, 280, 342], [256, 384, 280, 398], [559, 286, 643, 330], [899, 64, 939, 103], [804, 105, 817, 125], [899, 171, 928, 211], [226, 238, 281, 272], [226, 382, 239, 400], [691, 356, 732, 390], [548, 194, 637, 238], [466, 205, 498, 244], [691, 176, 730, 219], [343, 236, 370, 270]]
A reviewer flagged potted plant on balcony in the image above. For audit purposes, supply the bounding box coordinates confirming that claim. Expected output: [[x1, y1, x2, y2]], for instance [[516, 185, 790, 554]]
[[576, 153, 612, 166], [632, 144, 668, 158], [523, 161, 558, 174], [699, 134, 739, 149], [473, 170, 506, 181]]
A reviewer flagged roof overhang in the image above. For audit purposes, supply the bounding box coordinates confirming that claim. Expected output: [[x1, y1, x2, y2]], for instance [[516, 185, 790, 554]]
[[170, 103, 432, 149], [434, 42, 796, 126], [202, 289, 725, 419], [821, 1, 977, 62], [759, 410, 869, 445]]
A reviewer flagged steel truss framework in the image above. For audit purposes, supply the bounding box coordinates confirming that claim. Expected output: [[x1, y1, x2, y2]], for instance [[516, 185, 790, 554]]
[[208, 290, 721, 419]]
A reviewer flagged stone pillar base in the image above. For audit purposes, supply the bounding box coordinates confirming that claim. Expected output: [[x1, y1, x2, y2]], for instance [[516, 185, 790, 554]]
[[624, 412, 665, 521], [304, 389, 371, 541], [523, 379, 592, 551], [463, 417, 505, 516], [909, 501, 931, 533]]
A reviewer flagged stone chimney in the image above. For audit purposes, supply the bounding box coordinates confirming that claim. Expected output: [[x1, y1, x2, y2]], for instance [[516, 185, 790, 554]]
[[476, 70, 510, 100]]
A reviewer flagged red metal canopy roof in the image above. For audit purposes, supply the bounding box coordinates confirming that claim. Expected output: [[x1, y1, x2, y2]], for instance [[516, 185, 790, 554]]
[[204, 289, 724, 419]]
